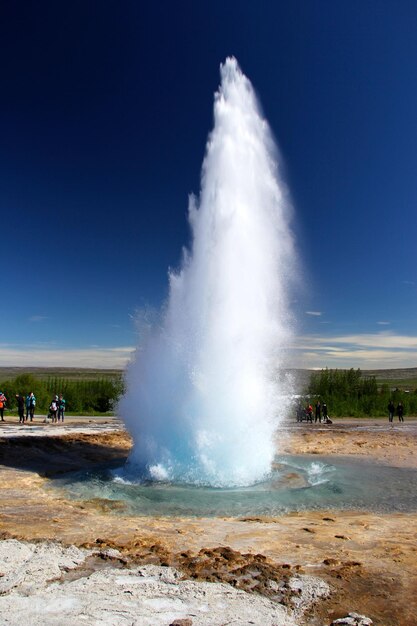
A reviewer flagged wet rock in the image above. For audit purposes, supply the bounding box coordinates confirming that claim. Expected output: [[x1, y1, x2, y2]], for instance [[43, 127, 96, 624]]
[[331, 612, 373, 625], [97, 547, 123, 559], [0, 539, 88, 595], [288, 574, 330, 618], [0, 540, 298, 625], [271, 472, 309, 490], [265, 579, 280, 592], [169, 619, 193, 626]]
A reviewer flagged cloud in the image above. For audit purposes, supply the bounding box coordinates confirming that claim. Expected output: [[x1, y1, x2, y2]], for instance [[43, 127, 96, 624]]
[[305, 311, 322, 317], [0, 346, 135, 368], [2, 331, 417, 371], [377, 321, 390, 325], [324, 332, 417, 349], [289, 331, 417, 369], [28, 315, 48, 322]]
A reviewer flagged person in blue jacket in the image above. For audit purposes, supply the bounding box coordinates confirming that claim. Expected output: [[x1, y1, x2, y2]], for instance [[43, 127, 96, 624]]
[[58, 394, 66, 422], [25, 393, 31, 421], [28, 392, 36, 421]]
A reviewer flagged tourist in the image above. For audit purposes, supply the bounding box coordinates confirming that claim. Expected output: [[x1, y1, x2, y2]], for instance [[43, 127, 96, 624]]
[[397, 402, 404, 423], [322, 402, 328, 422], [315, 400, 321, 423], [57, 394, 66, 422], [49, 396, 58, 423], [25, 393, 31, 421], [16, 394, 25, 423], [306, 403, 313, 423], [0, 391, 7, 421], [296, 402, 304, 422], [28, 392, 36, 421], [387, 399, 395, 423]]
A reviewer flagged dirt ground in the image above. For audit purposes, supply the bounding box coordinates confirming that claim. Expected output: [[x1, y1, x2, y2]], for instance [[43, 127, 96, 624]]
[[280, 418, 417, 469], [0, 417, 416, 625]]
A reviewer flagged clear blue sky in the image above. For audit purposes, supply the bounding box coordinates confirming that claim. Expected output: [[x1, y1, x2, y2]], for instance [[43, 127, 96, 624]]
[[1, 1, 417, 369]]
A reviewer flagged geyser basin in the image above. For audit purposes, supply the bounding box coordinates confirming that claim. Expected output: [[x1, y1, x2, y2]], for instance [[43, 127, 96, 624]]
[[53, 455, 417, 517], [120, 57, 297, 487]]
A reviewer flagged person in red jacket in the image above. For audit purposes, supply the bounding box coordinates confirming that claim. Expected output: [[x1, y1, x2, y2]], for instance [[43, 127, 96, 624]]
[[0, 392, 7, 421]]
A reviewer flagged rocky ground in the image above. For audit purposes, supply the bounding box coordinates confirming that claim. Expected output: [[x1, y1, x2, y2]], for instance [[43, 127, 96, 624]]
[[0, 417, 416, 625], [0, 539, 311, 625]]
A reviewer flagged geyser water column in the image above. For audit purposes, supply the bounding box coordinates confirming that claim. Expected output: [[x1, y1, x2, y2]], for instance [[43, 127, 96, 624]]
[[120, 57, 297, 487]]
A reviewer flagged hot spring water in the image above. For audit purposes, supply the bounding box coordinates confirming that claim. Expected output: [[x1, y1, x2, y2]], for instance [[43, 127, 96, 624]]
[[54, 452, 417, 516], [119, 57, 297, 487]]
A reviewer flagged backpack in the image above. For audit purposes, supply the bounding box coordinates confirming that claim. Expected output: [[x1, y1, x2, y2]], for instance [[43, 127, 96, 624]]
[[50, 401, 57, 411]]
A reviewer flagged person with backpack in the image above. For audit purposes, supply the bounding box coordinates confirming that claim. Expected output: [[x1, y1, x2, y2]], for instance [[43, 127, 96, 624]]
[[49, 395, 58, 423], [57, 394, 66, 422], [306, 403, 313, 423], [25, 393, 31, 421], [0, 392, 7, 421], [29, 392, 36, 421]]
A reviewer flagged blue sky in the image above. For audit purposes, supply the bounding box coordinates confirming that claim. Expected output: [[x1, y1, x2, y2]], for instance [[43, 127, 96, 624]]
[[1, 1, 417, 370]]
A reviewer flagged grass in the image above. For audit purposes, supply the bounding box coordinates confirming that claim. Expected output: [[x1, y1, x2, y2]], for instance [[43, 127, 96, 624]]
[[2, 366, 417, 406], [0, 367, 123, 382]]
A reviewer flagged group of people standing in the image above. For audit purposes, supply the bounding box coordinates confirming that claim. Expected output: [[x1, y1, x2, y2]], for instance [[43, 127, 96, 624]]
[[296, 398, 406, 424], [0, 392, 66, 423], [16, 392, 37, 422], [48, 394, 66, 422], [387, 400, 404, 423], [15, 392, 38, 423], [297, 400, 331, 424]]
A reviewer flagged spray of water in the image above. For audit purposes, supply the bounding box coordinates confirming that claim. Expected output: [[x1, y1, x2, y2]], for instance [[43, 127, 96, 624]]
[[120, 57, 297, 487]]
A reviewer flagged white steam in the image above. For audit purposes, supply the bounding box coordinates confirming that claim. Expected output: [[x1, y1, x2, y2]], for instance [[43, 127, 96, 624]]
[[120, 57, 297, 486]]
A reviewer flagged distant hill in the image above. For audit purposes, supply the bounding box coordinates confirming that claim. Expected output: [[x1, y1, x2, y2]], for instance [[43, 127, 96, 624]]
[[362, 367, 417, 381], [0, 367, 123, 382], [284, 367, 417, 393], [1, 365, 416, 392], [361, 367, 417, 391]]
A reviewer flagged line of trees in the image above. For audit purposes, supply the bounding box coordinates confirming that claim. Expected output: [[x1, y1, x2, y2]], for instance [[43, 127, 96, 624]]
[[307, 368, 417, 417], [0, 373, 124, 414]]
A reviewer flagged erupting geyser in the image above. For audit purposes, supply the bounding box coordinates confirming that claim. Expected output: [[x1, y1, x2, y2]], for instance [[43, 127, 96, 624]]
[[120, 57, 297, 487]]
